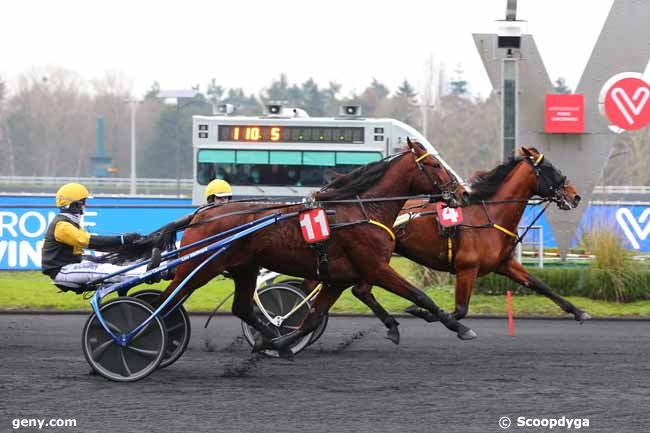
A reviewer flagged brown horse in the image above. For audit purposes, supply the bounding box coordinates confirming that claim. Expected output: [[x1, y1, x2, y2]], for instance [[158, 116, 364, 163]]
[[160, 139, 471, 356], [330, 147, 585, 344]]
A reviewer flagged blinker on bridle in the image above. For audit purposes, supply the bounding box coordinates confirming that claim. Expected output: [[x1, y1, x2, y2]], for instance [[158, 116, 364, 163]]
[[525, 153, 568, 205], [412, 150, 458, 203]]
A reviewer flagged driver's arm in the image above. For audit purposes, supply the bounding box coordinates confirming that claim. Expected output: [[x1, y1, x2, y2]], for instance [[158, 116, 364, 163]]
[[54, 221, 135, 251]]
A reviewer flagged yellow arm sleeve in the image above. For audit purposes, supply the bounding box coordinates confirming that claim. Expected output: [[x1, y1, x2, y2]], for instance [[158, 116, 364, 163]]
[[54, 221, 91, 250]]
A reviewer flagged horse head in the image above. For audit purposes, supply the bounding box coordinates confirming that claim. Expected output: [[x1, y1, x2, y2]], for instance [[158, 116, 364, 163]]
[[407, 137, 468, 207], [519, 147, 581, 210]]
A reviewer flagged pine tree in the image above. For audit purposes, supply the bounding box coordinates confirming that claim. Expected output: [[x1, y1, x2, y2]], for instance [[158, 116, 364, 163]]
[[396, 79, 417, 100], [554, 77, 571, 94]]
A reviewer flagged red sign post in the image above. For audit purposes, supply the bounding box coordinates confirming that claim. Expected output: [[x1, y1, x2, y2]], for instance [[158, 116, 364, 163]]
[[544, 94, 584, 133]]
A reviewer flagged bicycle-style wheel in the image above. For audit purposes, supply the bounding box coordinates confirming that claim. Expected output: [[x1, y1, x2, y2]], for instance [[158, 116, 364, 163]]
[[82, 297, 167, 382], [131, 289, 191, 369], [241, 283, 316, 357]]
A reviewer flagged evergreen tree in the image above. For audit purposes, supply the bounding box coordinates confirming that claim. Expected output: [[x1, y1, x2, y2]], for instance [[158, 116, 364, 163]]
[[554, 77, 571, 94], [206, 78, 224, 105], [396, 79, 417, 101], [144, 81, 160, 100], [301, 78, 326, 116]]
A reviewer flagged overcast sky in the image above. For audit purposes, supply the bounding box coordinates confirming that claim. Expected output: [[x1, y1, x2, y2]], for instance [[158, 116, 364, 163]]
[[3, 0, 637, 99]]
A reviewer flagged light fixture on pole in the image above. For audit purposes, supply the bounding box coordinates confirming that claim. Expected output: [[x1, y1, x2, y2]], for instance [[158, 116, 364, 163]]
[[495, 0, 527, 161]]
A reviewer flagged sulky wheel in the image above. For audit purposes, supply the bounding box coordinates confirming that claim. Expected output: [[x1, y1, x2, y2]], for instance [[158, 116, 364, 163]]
[[131, 289, 191, 369], [241, 283, 325, 357], [82, 297, 167, 382], [280, 280, 329, 346]]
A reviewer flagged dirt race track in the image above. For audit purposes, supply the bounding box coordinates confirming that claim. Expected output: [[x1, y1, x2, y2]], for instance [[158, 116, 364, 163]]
[[1, 314, 649, 433]]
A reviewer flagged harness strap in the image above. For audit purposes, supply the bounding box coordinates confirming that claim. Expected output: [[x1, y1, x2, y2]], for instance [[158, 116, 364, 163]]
[[415, 152, 430, 163], [368, 219, 396, 241], [447, 236, 453, 264], [534, 153, 544, 166], [492, 224, 518, 239]]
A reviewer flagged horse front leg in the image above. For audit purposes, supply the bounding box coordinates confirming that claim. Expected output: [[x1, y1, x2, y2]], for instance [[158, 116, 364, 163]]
[[368, 265, 477, 340], [404, 267, 479, 321], [229, 265, 288, 353], [271, 284, 343, 354], [351, 282, 401, 344], [499, 259, 591, 322]]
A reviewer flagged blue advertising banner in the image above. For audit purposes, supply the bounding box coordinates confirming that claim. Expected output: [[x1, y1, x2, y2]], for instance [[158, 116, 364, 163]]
[[0, 196, 193, 270], [1, 195, 649, 270]]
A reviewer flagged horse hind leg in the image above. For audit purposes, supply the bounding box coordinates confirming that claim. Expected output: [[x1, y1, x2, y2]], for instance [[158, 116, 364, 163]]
[[351, 283, 401, 344], [369, 265, 477, 340]]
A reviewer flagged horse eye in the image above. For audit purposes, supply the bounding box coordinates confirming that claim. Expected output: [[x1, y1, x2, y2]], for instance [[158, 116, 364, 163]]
[[433, 163, 441, 169]]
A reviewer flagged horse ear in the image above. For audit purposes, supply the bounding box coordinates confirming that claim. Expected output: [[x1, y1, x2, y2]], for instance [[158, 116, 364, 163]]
[[407, 137, 414, 149], [519, 147, 532, 157]]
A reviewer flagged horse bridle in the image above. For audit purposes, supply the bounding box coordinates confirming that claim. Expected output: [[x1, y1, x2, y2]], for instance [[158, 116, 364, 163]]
[[524, 153, 570, 207], [413, 150, 459, 204]]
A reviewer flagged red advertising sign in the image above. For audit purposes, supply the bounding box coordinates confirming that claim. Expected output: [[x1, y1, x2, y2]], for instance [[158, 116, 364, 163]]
[[601, 73, 650, 131], [544, 94, 584, 133], [436, 202, 463, 227], [299, 208, 330, 243]]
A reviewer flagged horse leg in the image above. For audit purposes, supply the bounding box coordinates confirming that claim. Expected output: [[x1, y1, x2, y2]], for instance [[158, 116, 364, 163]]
[[229, 265, 287, 353], [405, 267, 479, 321], [500, 259, 591, 322], [369, 265, 477, 340], [351, 282, 401, 344], [271, 284, 343, 353]]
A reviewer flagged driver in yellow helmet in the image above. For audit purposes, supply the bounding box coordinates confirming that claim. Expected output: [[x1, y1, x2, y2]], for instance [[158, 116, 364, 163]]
[[41, 183, 144, 290], [205, 178, 232, 204], [145, 178, 234, 283]]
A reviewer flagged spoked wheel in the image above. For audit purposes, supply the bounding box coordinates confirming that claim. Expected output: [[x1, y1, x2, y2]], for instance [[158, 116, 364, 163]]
[[82, 297, 167, 382], [131, 289, 191, 369], [281, 280, 329, 346], [241, 283, 327, 357]]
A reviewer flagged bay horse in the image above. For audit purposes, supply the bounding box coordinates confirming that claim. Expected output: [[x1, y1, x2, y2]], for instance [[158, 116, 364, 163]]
[[328, 147, 585, 344], [160, 139, 472, 356]]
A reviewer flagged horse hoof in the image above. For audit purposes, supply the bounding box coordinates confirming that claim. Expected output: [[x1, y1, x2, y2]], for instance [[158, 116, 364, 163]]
[[457, 329, 478, 340], [577, 312, 592, 323], [277, 347, 295, 361], [252, 334, 269, 353], [386, 327, 400, 345]]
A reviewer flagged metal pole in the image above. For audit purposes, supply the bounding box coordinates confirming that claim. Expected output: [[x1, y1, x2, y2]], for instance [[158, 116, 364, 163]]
[[175, 105, 181, 197], [129, 101, 137, 196], [501, 56, 518, 161]]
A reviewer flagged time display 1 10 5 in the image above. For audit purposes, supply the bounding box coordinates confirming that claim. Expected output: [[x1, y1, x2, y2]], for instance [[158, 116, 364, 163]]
[[218, 125, 364, 144]]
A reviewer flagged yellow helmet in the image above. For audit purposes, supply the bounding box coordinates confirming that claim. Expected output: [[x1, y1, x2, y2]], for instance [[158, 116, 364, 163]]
[[205, 179, 232, 200], [55, 183, 92, 208]]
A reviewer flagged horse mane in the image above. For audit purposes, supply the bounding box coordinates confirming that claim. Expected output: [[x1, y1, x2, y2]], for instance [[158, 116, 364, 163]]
[[467, 156, 523, 203], [314, 152, 405, 201], [86, 214, 193, 265]]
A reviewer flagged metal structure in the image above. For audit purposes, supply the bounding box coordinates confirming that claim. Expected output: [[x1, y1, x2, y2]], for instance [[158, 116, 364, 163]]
[[516, 225, 544, 268], [89, 117, 113, 177], [190, 107, 463, 205], [474, 0, 650, 257]]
